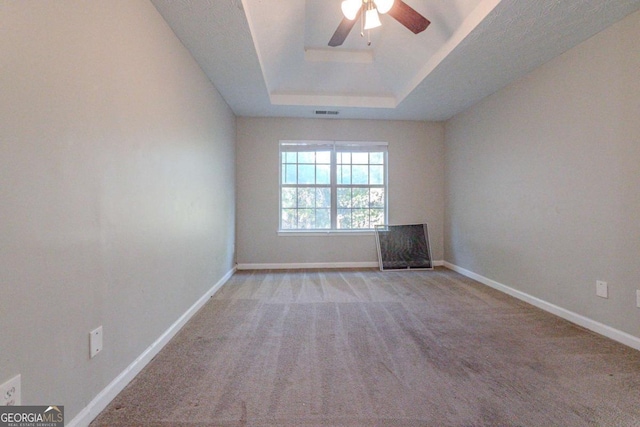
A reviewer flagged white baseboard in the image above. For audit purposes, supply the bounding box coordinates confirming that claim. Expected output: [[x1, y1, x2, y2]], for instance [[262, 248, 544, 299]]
[[237, 260, 444, 270], [67, 266, 236, 427], [443, 261, 640, 352], [236, 262, 379, 270]]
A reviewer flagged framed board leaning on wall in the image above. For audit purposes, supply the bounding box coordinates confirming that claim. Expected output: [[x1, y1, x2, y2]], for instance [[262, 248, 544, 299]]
[[375, 224, 433, 271]]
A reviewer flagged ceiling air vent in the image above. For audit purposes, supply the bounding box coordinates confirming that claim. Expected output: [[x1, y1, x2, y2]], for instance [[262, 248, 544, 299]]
[[314, 110, 339, 116]]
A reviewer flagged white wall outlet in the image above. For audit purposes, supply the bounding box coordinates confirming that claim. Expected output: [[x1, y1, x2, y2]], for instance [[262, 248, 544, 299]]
[[90, 326, 103, 358], [596, 280, 608, 299], [1, 374, 21, 406], [636, 290, 640, 308]]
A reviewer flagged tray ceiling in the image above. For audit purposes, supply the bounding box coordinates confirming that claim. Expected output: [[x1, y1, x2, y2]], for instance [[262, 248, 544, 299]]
[[151, 0, 640, 120]]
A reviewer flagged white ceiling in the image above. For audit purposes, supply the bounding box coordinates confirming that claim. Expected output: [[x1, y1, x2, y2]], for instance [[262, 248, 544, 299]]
[[150, 0, 640, 121]]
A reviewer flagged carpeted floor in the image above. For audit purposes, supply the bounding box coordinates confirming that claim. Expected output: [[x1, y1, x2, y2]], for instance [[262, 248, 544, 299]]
[[92, 268, 640, 426]]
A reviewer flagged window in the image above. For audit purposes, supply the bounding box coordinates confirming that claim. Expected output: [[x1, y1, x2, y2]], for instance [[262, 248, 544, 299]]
[[280, 141, 387, 231]]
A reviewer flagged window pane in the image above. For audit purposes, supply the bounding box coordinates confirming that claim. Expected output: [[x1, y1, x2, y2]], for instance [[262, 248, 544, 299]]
[[298, 165, 315, 184], [281, 187, 297, 208], [316, 165, 330, 184], [282, 209, 297, 229], [352, 152, 368, 164], [338, 165, 351, 185], [285, 152, 297, 163], [283, 164, 297, 184], [370, 188, 384, 207], [298, 187, 315, 208], [316, 209, 330, 229], [351, 209, 369, 229], [337, 209, 351, 229], [338, 152, 350, 164], [337, 188, 352, 208], [370, 209, 384, 226], [298, 152, 315, 163], [370, 152, 383, 164], [352, 188, 368, 208], [316, 151, 331, 163], [316, 187, 330, 208], [352, 165, 368, 184], [370, 165, 384, 185], [298, 209, 314, 229]]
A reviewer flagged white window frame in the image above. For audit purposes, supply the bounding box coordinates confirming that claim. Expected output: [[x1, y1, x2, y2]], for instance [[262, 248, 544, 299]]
[[278, 140, 388, 234]]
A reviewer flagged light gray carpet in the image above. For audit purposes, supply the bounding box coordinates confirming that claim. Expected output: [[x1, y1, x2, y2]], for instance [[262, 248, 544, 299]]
[[92, 268, 640, 426]]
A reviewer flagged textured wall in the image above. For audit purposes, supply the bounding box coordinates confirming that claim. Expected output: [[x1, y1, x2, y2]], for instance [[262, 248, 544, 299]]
[[444, 10, 640, 338], [0, 0, 235, 420], [236, 118, 444, 265]]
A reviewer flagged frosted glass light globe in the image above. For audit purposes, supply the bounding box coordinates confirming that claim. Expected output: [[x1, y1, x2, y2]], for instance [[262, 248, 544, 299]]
[[341, 0, 361, 20], [375, 0, 395, 14]]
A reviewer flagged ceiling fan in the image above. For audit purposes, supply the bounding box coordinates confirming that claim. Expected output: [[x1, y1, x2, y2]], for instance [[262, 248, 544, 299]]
[[329, 0, 430, 47]]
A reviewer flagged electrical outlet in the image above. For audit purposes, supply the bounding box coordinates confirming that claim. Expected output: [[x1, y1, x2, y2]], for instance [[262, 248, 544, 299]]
[[1, 375, 21, 406], [90, 326, 103, 358], [596, 281, 608, 299]]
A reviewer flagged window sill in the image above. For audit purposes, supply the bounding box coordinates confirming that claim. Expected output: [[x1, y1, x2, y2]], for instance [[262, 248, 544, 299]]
[[277, 230, 376, 237]]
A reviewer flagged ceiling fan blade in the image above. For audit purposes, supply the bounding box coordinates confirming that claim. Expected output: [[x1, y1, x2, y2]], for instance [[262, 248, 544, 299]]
[[387, 0, 430, 34], [328, 9, 362, 47]]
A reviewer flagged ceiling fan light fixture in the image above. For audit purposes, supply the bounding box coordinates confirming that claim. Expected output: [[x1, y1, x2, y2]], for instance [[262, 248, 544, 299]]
[[329, 0, 430, 47], [341, 0, 361, 20], [375, 0, 395, 14], [364, 8, 382, 29]]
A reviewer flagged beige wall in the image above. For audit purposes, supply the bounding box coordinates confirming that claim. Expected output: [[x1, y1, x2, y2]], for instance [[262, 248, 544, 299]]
[[0, 0, 235, 420], [236, 118, 444, 265], [444, 10, 640, 338]]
